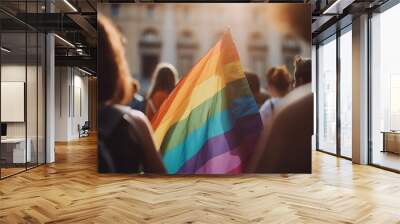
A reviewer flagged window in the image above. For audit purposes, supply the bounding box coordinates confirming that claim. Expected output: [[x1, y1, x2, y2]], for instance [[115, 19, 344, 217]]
[[182, 6, 190, 20], [248, 32, 267, 86], [111, 4, 120, 17], [146, 5, 155, 18], [1, 32, 28, 178], [139, 29, 161, 81], [317, 36, 337, 154], [316, 27, 352, 159], [339, 28, 352, 158], [370, 3, 400, 171], [0, 1, 46, 179], [390, 75, 400, 130], [282, 35, 301, 74], [177, 30, 198, 77]]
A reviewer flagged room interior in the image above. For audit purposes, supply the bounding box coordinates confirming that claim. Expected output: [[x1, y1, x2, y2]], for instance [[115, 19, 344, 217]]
[[0, 30, 46, 177], [0, 0, 399, 222], [0, 0, 96, 178]]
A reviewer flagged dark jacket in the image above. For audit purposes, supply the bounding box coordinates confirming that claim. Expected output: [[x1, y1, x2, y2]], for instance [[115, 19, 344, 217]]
[[98, 105, 166, 173]]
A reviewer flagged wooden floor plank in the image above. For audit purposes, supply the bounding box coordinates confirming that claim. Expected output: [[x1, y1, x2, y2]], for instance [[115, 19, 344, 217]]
[[0, 135, 399, 223]]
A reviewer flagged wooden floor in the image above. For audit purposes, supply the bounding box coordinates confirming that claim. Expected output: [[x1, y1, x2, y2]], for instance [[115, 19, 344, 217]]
[[0, 135, 400, 223], [1, 167, 26, 178], [372, 150, 400, 171]]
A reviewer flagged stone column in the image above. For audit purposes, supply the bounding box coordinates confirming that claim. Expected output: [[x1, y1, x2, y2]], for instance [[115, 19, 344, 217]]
[[352, 14, 369, 164], [46, 32, 55, 163], [161, 4, 177, 67]]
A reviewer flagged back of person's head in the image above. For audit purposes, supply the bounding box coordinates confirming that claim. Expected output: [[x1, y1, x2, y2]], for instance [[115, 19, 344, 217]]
[[266, 66, 292, 97], [98, 14, 136, 106], [293, 56, 311, 87], [265, 67, 277, 80], [245, 71, 260, 94], [148, 63, 178, 98]]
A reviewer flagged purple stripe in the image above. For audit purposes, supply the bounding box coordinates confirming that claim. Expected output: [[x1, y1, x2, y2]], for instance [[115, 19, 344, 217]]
[[177, 113, 262, 173], [195, 148, 242, 174]]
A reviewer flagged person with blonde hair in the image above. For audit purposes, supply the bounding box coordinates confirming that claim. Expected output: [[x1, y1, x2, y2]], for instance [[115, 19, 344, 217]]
[[259, 66, 292, 124], [145, 63, 178, 121], [98, 14, 165, 173]]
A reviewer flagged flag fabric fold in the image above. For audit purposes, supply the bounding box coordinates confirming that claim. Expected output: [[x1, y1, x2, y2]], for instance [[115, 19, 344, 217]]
[[152, 31, 262, 174]]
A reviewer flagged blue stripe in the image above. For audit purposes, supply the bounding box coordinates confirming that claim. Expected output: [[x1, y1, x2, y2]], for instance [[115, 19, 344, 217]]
[[162, 95, 259, 173]]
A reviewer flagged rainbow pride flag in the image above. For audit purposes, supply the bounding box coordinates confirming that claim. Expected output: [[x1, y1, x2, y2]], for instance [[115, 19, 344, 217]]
[[152, 31, 262, 174]]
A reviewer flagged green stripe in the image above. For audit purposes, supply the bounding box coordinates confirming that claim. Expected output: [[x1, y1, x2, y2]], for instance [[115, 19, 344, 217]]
[[160, 78, 252, 155]]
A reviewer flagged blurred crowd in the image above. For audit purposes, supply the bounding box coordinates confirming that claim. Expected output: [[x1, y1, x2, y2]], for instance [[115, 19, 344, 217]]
[[129, 58, 310, 124], [98, 14, 312, 174]]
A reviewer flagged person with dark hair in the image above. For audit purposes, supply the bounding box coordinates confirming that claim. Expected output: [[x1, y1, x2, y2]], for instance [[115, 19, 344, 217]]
[[145, 63, 178, 121], [128, 80, 146, 113], [245, 71, 269, 107], [293, 56, 311, 88], [259, 66, 292, 124], [98, 14, 166, 173]]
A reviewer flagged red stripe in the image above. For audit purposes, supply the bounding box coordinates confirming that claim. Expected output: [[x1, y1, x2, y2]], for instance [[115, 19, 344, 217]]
[[227, 164, 242, 174]]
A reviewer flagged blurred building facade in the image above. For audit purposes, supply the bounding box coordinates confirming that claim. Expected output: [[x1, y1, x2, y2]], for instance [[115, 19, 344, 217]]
[[100, 3, 311, 93]]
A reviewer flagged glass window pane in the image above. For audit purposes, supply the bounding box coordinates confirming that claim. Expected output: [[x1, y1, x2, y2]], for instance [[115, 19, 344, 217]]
[[1, 31, 28, 177], [0, 1, 46, 179], [371, 3, 400, 171], [27, 31, 38, 169], [318, 37, 337, 154], [26, 0, 40, 169], [312, 45, 317, 150], [340, 29, 352, 158], [38, 33, 46, 165]]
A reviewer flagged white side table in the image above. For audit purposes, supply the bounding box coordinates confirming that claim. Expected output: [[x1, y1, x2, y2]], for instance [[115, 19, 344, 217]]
[[1, 138, 32, 163]]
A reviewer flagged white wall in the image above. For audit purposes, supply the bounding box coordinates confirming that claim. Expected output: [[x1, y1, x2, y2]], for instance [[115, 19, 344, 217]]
[[46, 33, 55, 163], [72, 73, 89, 138], [1, 65, 26, 139], [55, 66, 70, 141], [1, 65, 40, 138], [54, 67, 89, 141], [1, 63, 46, 164]]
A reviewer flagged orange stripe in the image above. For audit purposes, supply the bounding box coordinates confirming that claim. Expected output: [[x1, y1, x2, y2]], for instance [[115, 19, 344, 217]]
[[151, 31, 241, 132], [153, 61, 243, 149], [151, 45, 214, 129]]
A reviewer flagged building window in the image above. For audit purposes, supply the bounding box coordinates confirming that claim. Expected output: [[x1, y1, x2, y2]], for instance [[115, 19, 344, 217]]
[[339, 28, 352, 158], [316, 27, 352, 159], [248, 32, 267, 86], [139, 29, 161, 80], [253, 8, 261, 21], [0, 1, 46, 179], [182, 6, 190, 19], [177, 30, 198, 77], [111, 4, 120, 17], [317, 36, 337, 155], [282, 35, 301, 74], [370, 3, 400, 171], [146, 5, 155, 18]]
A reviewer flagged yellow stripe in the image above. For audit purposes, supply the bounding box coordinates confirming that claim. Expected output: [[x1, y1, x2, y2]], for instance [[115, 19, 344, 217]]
[[154, 61, 244, 149]]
